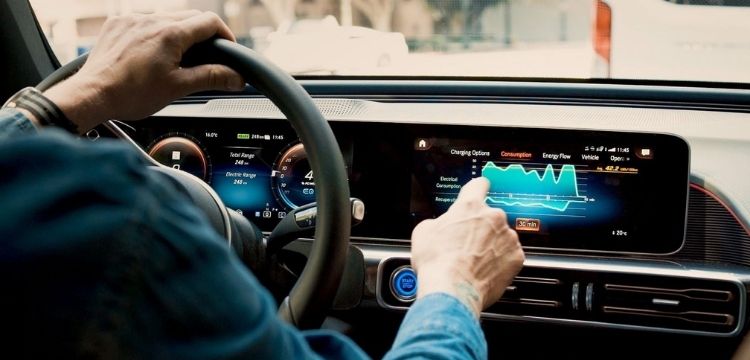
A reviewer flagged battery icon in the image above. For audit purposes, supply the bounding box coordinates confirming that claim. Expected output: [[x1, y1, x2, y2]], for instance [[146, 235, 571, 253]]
[[237, 133, 250, 140]]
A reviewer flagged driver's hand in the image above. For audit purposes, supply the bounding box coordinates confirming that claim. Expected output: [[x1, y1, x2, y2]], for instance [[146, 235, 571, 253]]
[[43, 11, 245, 132], [411, 177, 525, 317]]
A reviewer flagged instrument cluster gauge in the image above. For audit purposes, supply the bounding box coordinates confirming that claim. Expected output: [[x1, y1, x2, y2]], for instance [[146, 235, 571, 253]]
[[271, 142, 316, 210], [147, 133, 212, 183]]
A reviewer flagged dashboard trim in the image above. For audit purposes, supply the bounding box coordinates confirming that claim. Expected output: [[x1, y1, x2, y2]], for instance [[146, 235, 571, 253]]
[[185, 79, 750, 113], [153, 99, 750, 142], [690, 180, 750, 238], [372, 248, 748, 337]]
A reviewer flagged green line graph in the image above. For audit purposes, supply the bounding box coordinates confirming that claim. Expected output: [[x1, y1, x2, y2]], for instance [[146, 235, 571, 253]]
[[482, 162, 588, 212]]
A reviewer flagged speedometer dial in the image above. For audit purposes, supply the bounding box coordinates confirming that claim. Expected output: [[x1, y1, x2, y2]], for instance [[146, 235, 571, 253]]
[[272, 143, 315, 210]]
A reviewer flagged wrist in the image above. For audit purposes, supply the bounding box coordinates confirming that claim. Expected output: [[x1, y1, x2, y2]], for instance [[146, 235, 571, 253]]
[[416, 264, 485, 318], [43, 74, 110, 133], [3, 87, 79, 133]]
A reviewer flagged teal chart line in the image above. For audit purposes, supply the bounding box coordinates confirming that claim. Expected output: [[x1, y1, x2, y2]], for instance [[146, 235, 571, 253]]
[[481, 162, 588, 212]]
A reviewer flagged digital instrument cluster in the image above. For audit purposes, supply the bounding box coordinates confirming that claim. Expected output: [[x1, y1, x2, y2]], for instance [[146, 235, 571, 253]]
[[133, 117, 689, 255], [140, 121, 351, 230]]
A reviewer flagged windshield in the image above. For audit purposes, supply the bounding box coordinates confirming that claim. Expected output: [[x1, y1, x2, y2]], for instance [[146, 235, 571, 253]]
[[30, 0, 750, 84]]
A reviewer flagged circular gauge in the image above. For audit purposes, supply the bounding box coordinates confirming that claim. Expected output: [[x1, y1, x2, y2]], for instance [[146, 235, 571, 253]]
[[147, 134, 211, 182], [272, 143, 316, 210]]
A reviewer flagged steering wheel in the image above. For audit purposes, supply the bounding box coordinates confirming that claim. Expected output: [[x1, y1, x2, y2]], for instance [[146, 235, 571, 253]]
[[36, 38, 352, 330]]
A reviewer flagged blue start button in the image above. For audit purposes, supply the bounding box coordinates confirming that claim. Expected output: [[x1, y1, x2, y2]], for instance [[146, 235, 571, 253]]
[[390, 266, 417, 301]]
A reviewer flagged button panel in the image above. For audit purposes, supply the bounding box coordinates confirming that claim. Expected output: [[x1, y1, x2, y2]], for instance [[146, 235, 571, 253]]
[[377, 257, 744, 335]]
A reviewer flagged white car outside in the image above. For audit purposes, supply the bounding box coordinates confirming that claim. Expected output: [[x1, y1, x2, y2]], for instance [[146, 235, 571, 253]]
[[261, 16, 408, 75], [596, 0, 750, 83]]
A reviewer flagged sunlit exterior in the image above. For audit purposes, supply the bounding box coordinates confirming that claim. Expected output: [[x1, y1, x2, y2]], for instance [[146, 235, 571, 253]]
[[30, 0, 750, 82]]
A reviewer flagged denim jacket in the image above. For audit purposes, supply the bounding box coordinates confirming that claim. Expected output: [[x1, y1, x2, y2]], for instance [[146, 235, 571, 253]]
[[0, 107, 486, 359]]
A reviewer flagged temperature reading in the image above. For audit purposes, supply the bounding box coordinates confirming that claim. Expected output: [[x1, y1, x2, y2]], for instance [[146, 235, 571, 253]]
[[612, 229, 628, 236]]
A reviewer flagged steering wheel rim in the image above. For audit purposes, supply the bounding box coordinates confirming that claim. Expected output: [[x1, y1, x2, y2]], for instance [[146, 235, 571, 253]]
[[37, 38, 352, 330]]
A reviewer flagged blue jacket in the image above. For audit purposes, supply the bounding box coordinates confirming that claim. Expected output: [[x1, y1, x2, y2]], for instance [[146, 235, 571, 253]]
[[0, 108, 486, 359]]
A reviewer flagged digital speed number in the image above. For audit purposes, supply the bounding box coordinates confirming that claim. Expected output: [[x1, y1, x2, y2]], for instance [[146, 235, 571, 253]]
[[272, 143, 316, 210]]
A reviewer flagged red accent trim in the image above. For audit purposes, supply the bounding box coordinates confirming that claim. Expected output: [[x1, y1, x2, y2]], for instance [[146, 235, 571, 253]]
[[690, 183, 750, 237]]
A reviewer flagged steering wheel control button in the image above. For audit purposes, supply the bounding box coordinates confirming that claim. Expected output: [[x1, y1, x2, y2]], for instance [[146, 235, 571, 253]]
[[294, 207, 317, 227], [352, 199, 366, 222], [390, 266, 418, 302]]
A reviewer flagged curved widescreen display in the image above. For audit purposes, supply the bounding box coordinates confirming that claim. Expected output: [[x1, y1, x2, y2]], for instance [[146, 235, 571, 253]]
[[410, 128, 690, 254], [133, 117, 689, 255]]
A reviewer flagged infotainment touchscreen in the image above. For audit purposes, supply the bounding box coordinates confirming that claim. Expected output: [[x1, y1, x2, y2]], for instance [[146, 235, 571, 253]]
[[410, 128, 690, 254]]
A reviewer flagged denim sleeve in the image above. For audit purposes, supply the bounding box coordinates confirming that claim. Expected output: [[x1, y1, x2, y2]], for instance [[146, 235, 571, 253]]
[[0, 131, 368, 359], [384, 293, 488, 360], [0, 108, 37, 139]]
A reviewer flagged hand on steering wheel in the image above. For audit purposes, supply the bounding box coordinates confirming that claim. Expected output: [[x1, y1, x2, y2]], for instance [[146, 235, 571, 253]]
[[37, 11, 351, 330], [42, 11, 244, 132]]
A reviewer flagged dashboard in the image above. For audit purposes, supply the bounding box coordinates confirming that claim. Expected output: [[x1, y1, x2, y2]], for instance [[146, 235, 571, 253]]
[[135, 117, 689, 255], [112, 80, 750, 355]]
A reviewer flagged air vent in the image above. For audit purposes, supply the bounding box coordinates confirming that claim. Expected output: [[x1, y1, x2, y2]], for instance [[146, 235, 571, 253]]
[[600, 279, 740, 333], [378, 258, 745, 336], [491, 271, 744, 335], [488, 276, 565, 317]]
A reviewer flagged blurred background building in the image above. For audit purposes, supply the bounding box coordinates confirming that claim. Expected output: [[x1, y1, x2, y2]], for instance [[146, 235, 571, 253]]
[[31, 0, 591, 63]]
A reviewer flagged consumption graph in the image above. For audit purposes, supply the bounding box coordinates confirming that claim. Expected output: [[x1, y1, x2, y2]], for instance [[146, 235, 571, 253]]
[[481, 162, 590, 213]]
